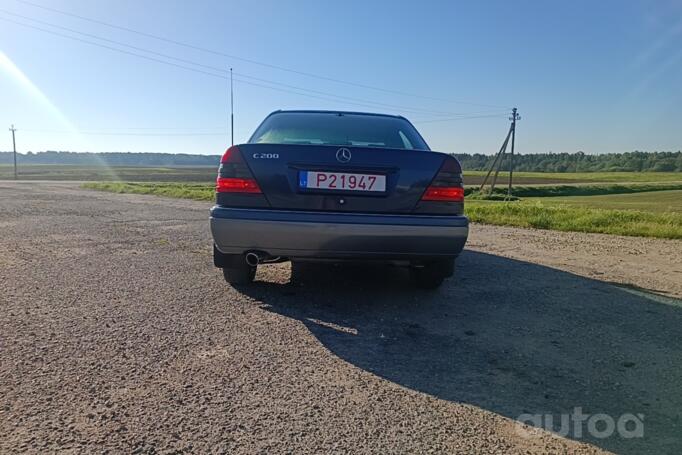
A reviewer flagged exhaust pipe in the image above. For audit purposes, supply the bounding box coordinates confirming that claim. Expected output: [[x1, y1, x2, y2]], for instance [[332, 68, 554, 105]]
[[245, 252, 260, 267]]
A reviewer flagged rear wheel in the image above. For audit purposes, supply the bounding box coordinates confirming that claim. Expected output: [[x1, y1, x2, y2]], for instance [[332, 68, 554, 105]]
[[411, 259, 454, 289], [222, 263, 256, 285], [214, 245, 256, 285]]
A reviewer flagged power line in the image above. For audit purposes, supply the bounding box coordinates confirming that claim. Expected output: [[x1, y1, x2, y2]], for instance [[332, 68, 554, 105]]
[[0, 9, 229, 73], [37, 127, 228, 130], [19, 112, 510, 137], [231, 71, 500, 117], [231, 74, 500, 115], [0, 16, 227, 78], [11, 0, 510, 109], [412, 113, 510, 123], [2, 14, 509, 118], [20, 129, 228, 136], [230, 76, 503, 115], [0, 9, 503, 118]]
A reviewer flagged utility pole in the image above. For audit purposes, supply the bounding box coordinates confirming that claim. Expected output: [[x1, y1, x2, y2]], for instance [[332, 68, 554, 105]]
[[479, 108, 521, 197], [230, 67, 234, 146], [507, 108, 520, 198], [9, 125, 17, 180], [480, 125, 512, 193]]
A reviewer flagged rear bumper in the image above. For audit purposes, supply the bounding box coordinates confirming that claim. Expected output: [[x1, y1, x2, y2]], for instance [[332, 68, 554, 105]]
[[210, 206, 468, 259]]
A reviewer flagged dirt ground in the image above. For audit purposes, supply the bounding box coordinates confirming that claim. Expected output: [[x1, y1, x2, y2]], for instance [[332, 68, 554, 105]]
[[1, 181, 680, 454]]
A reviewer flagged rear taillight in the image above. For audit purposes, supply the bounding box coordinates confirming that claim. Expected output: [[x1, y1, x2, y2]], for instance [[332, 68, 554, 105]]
[[216, 177, 261, 193], [421, 158, 464, 202], [421, 186, 464, 201], [216, 146, 262, 194]]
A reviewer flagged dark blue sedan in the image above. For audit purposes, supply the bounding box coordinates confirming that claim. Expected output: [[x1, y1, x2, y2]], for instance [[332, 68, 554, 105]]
[[210, 110, 468, 288]]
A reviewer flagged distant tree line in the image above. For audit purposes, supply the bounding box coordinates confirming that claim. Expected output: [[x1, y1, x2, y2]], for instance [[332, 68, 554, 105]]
[[453, 151, 682, 172], [0, 151, 220, 166], [1, 150, 681, 172]]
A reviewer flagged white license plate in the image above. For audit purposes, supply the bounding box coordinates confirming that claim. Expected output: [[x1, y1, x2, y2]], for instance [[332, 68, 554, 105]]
[[300, 171, 386, 192]]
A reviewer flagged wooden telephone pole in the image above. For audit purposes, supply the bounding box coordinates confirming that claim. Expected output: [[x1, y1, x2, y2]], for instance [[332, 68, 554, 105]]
[[9, 125, 17, 180], [479, 108, 520, 198], [230, 68, 234, 146], [508, 108, 520, 197]]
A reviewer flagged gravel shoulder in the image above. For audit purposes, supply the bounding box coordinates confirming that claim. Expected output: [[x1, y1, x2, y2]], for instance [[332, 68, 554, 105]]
[[468, 223, 682, 299], [1, 181, 681, 454]]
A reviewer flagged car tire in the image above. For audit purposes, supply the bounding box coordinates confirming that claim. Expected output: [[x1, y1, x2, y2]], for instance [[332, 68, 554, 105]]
[[411, 259, 454, 289], [214, 246, 256, 285], [222, 263, 256, 285], [289, 260, 304, 284]]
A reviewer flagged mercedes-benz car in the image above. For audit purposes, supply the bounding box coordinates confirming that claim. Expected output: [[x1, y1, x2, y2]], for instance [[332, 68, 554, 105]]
[[210, 110, 468, 288]]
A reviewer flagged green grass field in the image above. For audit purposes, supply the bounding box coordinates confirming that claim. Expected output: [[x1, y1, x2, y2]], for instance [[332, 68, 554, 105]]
[[466, 201, 681, 239], [82, 182, 215, 201], [466, 182, 682, 198], [463, 170, 682, 184], [83, 180, 682, 239], [525, 190, 682, 213], [4, 164, 681, 185], [0, 164, 217, 182], [466, 195, 682, 239], [12, 164, 681, 238]]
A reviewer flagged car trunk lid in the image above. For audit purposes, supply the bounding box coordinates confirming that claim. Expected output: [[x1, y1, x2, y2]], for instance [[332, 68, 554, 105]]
[[238, 143, 459, 214]]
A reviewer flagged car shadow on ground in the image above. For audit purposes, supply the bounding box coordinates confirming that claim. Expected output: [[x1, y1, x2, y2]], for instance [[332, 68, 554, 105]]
[[237, 251, 682, 455]]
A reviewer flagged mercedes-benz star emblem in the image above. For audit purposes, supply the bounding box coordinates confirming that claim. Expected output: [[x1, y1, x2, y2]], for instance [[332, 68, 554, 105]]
[[336, 147, 351, 163]]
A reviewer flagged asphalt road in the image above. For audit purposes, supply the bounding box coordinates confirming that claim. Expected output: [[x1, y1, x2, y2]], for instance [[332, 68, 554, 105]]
[[1, 182, 681, 454]]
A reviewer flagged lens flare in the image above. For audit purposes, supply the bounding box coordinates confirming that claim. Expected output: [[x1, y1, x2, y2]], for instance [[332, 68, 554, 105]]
[[0, 50, 117, 179]]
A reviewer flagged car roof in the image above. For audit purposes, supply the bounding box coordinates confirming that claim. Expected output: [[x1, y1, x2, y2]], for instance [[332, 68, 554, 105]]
[[267, 110, 407, 120]]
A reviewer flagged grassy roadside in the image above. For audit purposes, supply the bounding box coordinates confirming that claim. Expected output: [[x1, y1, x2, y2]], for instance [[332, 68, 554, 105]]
[[463, 170, 682, 182], [465, 182, 682, 197], [525, 190, 682, 213], [82, 182, 682, 239], [1, 165, 218, 182], [466, 201, 682, 239], [7, 165, 681, 185], [82, 182, 214, 201], [84, 181, 682, 200]]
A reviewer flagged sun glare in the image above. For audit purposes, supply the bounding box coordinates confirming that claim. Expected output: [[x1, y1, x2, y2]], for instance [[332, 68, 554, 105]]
[[0, 50, 116, 176]]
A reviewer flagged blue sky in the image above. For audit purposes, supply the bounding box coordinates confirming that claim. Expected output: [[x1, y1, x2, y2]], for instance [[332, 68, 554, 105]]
[[1, 0, 681, 155]]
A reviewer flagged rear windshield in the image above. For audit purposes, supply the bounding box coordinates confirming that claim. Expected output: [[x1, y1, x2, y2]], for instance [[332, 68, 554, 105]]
[[249, 112, 429, 150]]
